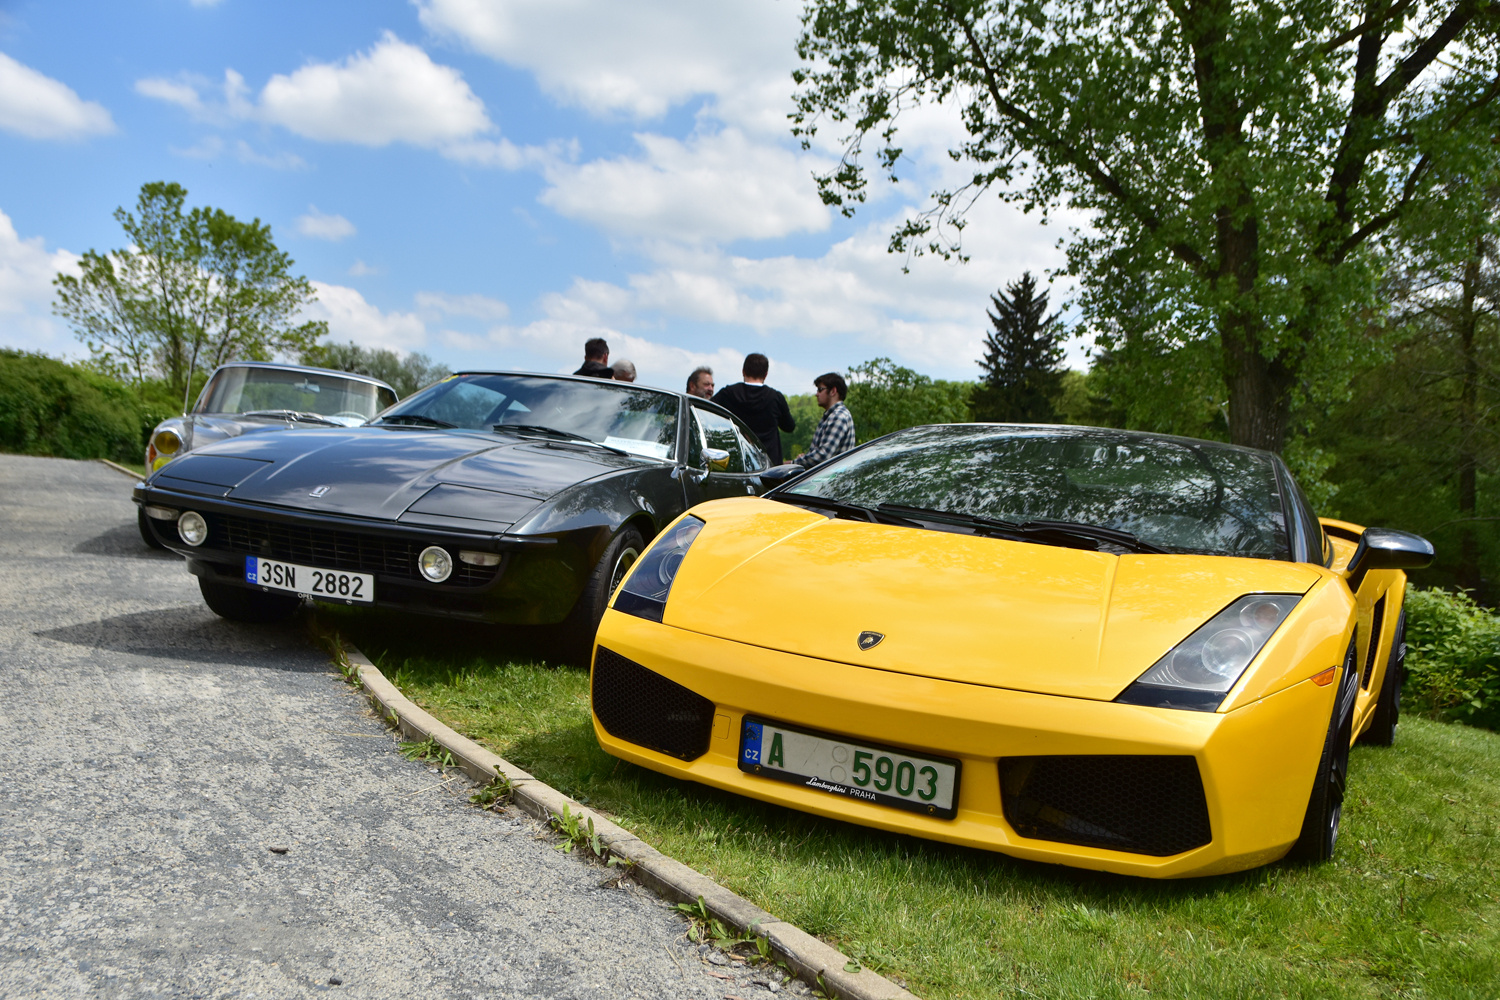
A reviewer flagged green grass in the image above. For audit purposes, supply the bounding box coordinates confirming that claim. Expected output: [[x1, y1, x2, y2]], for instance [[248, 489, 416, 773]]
[[112, 460, 148, 477], [322, 608, 1500, 1000]]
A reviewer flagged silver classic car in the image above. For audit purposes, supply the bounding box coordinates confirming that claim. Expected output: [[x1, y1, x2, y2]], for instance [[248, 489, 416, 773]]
[[140, 362, 397, 547]]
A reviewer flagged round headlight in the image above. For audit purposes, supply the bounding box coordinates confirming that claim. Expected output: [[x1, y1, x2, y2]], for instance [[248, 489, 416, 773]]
[[154, 429, 182, 455], [1200, 628, 1256, 678], [419, 545, 453, 582], [177, 511, 208, 546]]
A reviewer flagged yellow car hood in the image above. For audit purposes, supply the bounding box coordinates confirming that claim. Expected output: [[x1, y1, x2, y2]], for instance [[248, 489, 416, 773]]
[[662, 498, 1325, 701]]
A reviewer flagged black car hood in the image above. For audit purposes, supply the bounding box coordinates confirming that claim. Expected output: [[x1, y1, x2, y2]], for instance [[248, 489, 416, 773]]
[[150, 426, 649, 527]]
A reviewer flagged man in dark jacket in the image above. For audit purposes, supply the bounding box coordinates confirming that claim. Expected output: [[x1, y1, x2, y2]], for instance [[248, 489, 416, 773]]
[[573, 338, 613, 379], [712, 353, 795, 465]]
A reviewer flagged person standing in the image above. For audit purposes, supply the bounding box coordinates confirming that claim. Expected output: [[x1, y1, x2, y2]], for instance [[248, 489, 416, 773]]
[[685, 365, 715, 399], [793, 372, 855, 467], [573, 338, 613, 379], [712, 353, 795, 465], [612, 359, 637, 382]]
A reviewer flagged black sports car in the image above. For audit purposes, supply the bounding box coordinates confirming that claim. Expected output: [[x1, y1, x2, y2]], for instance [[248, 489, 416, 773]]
[[134, 372, 772, 659]]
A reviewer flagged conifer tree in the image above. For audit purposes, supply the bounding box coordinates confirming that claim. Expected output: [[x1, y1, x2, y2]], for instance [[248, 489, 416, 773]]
[[972, 272, 1065, 423]]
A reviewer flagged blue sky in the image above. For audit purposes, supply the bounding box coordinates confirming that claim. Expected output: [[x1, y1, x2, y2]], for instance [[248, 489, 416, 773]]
[[0, 0, 1083, 394]]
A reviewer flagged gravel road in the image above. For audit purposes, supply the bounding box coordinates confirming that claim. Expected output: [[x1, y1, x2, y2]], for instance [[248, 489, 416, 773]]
[[0, 456, 797, 1000]]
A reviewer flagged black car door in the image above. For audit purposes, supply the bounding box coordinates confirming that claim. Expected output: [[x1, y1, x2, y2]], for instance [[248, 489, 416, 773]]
[[677, 404, 767, 507]]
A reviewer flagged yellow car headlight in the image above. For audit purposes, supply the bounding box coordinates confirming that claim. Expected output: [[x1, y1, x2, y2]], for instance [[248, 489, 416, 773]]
[[612, 515, 705, 622], [153, 428, 182, 455], [1116, 594, 1302, 711]]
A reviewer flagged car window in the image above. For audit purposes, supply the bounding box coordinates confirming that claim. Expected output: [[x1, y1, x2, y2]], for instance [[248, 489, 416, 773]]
[[783, 425, 1291, 559], [734, 422, 768, 472], [197, 367, 394, 425], [379, 374, 679, 460], [695, 408, 747, 473]]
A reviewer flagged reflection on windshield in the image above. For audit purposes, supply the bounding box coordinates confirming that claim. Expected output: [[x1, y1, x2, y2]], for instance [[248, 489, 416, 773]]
[[198, 367, 396, 426], [784, 425, 1290, 559], [375, 374, 679, 461]]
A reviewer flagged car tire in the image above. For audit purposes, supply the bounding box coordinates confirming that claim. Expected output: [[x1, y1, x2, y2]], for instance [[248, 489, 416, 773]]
[[198, 577, 302, 623], [138, 507, 168, 550], [552, 526, 645, 667], [1361, 610, 1406, 747], [1288, 641, 1358, 863]]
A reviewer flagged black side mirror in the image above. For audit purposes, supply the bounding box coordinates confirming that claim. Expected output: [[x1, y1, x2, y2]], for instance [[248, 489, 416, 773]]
[[1346, 527, 1435, 589], [759, 463, 806, 487]]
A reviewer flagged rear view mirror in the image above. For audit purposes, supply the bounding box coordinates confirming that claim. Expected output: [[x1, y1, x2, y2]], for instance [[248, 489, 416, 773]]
[[1346, 527, 1434, 587], [759, 463, 806, 487]]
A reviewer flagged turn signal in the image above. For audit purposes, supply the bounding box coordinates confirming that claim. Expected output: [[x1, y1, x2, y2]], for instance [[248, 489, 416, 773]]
[[1312, 667, 1337, 687]]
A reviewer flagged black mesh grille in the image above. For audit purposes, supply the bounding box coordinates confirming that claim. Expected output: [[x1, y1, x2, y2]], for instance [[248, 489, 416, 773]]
[[592, 647, 714, 761], [1000, 755, 1211, 856], [209, 513, 499, 586]]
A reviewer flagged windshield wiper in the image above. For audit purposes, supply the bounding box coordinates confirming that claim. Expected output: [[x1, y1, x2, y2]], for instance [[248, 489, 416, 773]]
[[1018, 519, 1168, 554], [239, 409, 341, 426], [492, 423, 629, 456], [876, 503, 1165, 554], [777, 494, 922, 527], [376, 413, 457, 428]]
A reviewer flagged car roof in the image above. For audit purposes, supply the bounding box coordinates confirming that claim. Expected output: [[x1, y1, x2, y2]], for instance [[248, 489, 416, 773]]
[[210, 360, 396, 392]]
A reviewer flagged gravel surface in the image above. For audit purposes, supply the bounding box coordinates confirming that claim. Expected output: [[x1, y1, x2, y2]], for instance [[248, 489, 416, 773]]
[[0, 456, 802, 999]]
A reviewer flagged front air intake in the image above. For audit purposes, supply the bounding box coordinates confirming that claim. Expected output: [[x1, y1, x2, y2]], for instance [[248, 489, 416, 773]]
[[592, 647, 715, 761], [1000, 755, 1212, 856]]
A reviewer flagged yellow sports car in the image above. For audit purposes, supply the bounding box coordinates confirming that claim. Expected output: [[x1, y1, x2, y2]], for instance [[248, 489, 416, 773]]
[[590, 425, 1433, 878]]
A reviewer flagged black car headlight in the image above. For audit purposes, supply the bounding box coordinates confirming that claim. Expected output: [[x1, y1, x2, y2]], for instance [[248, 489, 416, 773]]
[[611, 515, 705, 623], [1115, 594, 1302, 712]]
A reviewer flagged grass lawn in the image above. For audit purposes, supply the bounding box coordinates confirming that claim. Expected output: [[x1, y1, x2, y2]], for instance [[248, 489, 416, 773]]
[[320, 608, 1500, 1000], [110, 459, 148, 477]]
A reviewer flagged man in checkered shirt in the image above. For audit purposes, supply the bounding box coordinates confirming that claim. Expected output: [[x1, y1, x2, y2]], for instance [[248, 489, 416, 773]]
[[793, 372, 856, 467]]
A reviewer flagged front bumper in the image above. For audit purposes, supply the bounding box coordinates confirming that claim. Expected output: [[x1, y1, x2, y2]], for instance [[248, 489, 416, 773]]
[[591, 609, 1338, 878], [134, 484, 589, 624]]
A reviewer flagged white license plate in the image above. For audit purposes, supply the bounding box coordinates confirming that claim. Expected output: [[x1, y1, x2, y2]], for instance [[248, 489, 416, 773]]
[[738, 717, 960, 819], [245, 556, 374, 604]]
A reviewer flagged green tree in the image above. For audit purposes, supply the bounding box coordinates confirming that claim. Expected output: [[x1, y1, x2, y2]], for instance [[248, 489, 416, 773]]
[[972, 272, 1066, 422], [793, 0, 1500, 453], [53, 181, 326, 411], [845, 357, 974, 442], [779, 393, 824, 460], [302, 341, 450, 398]]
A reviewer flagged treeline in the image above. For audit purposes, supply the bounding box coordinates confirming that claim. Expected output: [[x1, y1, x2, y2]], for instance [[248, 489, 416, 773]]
[[0, 350, 172, 464]]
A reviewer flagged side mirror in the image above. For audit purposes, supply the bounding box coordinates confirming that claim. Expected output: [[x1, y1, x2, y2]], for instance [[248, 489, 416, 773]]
[[759, 463, 806, 487], [704, 447, 731, 472], [1346, 527, 1434, 588]]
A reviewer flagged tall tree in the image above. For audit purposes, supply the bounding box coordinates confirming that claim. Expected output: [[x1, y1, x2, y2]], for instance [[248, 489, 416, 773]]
[[54, 182, 326, 410], [972, 272, 1066, 422], [793, 0, 1500, 452]]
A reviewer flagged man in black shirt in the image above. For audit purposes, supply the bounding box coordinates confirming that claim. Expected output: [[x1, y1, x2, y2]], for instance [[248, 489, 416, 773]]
[[712, 353, 795, 465], [573, 337, 613, 379]]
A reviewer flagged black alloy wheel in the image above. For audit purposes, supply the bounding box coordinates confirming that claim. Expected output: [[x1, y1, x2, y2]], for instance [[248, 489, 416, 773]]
[[1288, 640, 1358, 862], [1360, 610, 1406, 747], [552, 526, 646, 667], [138, 507, 167, 550], [198, 577, 302, 623]]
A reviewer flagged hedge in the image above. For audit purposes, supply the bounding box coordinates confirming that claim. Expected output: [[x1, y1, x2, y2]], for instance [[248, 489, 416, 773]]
[[0, 350, 146, 464], [1403, 585, 1500, 730]]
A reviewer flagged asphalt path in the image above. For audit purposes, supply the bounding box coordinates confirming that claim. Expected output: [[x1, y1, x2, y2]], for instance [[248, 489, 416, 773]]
[[0, 456, 794, 999]]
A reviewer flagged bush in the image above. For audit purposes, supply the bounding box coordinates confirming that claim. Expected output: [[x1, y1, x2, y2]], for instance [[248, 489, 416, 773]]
[[1403, 585, 1500, 730], [0, 350, 146, 463], [845, 357, 974, 443]]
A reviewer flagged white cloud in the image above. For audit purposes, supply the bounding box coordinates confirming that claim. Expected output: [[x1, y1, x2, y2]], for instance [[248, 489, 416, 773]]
[[539, 129, 829, 243], [170, 134, 306, 169], [0, 208, 80, 353], [303, 282, 426, 352], [295, 207, 356, 241], [415, 291, 509, 321], [0, 52, 114, 140], [417, 0, 801, 127], [135, 76, 203, 113], [348, 260, 381, 277], [259, 33, 491, 147]]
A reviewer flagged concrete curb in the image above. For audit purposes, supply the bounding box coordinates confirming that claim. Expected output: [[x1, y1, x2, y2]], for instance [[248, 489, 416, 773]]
[[99, 458, 143, 480], [337, 643, 919, 1000]]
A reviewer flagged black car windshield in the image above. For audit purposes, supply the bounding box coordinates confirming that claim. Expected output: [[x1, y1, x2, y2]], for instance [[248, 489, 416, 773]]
[[197, 366, 397, 425], [780, 425, 1290, 559], [374, 373, 679, 461]]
